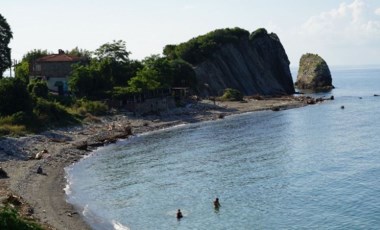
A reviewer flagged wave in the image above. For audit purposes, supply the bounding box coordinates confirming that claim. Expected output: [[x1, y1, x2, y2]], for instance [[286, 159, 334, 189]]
[[63, 167, 73, 196]]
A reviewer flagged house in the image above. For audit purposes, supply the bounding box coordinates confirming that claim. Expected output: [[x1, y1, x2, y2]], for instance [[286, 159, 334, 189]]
[[29, 49, 85, 95]]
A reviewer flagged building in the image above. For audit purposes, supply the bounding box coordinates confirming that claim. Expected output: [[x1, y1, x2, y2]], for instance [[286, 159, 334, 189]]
[[29, 49, 85, 95]]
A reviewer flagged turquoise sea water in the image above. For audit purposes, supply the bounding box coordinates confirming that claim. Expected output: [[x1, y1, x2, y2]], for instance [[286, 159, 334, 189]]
[[66, 67, 380, 230]]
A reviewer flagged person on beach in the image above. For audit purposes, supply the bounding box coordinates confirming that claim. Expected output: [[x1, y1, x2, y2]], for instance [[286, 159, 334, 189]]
[[214, 198, 221, 209], [177, 209, 183, 219], [37, 165, 43, 174]]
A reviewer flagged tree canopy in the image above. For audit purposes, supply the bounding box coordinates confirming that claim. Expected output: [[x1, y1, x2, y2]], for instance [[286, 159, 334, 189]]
[[21, 49, 49, 63], [0, 13, 13, 77], [163, 27, 249, 64], [15, 49, 50, 83], [126, 55, 197, 93], [69, 40, 142, 98], [66, 47, 92, 60], [94, 40, 130, 63]]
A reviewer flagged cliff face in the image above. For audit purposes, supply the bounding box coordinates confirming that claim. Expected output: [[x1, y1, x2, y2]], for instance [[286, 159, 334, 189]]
[[193, 31, 295, 96], [295, 53, 333, 91]]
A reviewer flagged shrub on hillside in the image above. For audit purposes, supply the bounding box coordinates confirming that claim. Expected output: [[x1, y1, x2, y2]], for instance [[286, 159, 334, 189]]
[[219, 88, 243, 101], [27, 79, 48, 98], [0, 207, 43, 230], [33, 98, 75, 125]]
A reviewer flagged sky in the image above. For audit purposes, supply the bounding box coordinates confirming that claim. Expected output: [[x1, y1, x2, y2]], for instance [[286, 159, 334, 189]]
[[1, 0, 380, 67]]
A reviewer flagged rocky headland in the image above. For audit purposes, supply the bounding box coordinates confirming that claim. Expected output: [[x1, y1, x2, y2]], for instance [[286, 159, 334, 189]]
[[164, 28, 295, 97]]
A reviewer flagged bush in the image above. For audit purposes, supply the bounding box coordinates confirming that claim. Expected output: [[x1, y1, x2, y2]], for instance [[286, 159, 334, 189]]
[[112, 86, 130, 100], [27, 79, 48, 98], [219, 88, 243, 101], [0, 207, 43, 230], [0, 78, 32, 116], [33, 98, 75, 126]]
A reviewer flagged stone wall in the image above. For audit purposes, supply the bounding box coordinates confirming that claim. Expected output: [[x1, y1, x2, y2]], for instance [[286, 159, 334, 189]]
[[125, 96, 176, 114]]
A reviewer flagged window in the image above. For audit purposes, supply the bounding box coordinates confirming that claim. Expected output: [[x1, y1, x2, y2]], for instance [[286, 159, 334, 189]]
[[35, 64, 41, 71]]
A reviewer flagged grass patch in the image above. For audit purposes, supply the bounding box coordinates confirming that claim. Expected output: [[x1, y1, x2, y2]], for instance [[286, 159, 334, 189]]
[[0, 124, 27, 136], [0, 114, 28, 136]]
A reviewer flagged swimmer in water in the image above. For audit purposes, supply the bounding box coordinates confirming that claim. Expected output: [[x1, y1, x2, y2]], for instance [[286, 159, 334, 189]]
[[214, 198, 221, 209], [177, 209, 183, 219]]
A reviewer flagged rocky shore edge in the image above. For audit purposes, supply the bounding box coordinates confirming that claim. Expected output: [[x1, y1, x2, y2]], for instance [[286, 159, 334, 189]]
[[0, 96, 326, 229]]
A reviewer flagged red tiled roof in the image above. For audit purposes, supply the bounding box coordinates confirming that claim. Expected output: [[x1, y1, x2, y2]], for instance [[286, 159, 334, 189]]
[[36, 54, 82, 62]]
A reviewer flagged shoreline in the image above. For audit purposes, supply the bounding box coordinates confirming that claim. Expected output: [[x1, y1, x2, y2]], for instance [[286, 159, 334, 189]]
[[0, 97, 310, 229]]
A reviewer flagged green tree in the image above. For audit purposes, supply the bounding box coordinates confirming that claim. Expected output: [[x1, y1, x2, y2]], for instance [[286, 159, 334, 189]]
[[142, 55, 173, 87], [69, 64, 95, 98], [0, 78, 31, 116], [94, 40, 140, 86], [169, 59, 197, 89], [15, 49, 49, 84], [0, 14, 13, 77], [127, 68, 161, 93], [94, 40, 130, 62], [69, 61, 112, 98], [15, 61, 29, 83]]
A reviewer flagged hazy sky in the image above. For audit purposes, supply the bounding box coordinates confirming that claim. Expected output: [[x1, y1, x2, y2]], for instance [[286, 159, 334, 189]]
[[2, 0, 380, 66]]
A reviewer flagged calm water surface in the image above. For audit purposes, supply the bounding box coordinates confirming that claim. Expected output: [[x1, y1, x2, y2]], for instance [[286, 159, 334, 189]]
[[66, 67, 380, 229]]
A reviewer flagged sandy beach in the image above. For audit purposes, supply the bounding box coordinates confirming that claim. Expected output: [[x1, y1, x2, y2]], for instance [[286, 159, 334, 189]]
[[0, 97, 310, 229]]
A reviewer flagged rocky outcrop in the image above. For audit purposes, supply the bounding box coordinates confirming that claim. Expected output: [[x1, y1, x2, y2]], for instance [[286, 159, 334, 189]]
[[192, 29, 295, 97], [295, 53, 333, 91]]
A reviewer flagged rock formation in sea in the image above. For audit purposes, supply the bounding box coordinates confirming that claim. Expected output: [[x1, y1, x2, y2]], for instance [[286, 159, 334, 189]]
[[164, 28, 295, 97], [295, 53, 334, 91]]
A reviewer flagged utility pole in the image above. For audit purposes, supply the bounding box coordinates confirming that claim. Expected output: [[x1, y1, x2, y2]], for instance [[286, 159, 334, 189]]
[[13, 59, 18, 77], [9, 60, 12, 77]]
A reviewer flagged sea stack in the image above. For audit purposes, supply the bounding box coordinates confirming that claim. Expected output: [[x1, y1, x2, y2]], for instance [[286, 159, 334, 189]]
[[295, 53, 334, 91]]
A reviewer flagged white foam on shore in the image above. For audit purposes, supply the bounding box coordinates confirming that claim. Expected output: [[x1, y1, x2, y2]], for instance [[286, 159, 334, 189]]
[[63, 167, 74, 196], [82, 204, 90, 217], [137, 123, 188, 137], [112, 220, 130, 230]]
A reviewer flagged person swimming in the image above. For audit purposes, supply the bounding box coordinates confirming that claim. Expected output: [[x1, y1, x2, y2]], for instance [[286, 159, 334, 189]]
[[177, 209, 183, 219], [214, 198, 221, 209]]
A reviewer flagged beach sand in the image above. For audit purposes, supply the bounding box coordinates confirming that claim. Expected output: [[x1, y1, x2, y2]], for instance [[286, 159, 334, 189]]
[[0, 97, 309, 229]]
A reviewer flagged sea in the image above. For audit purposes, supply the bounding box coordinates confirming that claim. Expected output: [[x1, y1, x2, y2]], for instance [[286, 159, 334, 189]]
[[65, 67, 380, 230]]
